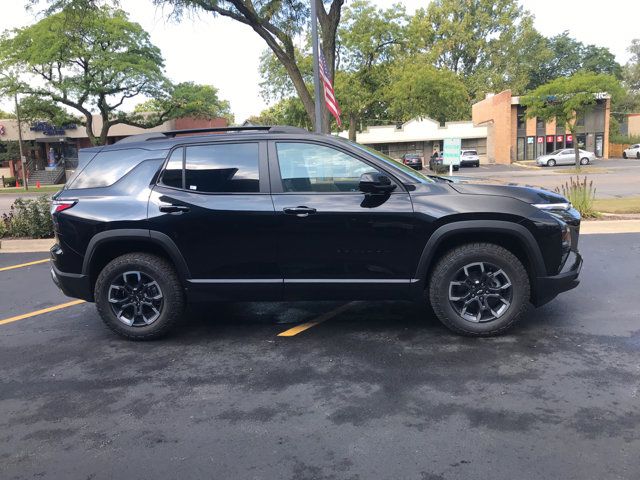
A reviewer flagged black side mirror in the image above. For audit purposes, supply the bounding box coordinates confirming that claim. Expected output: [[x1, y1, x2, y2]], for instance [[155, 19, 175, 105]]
[[359, 172, 397, 194]]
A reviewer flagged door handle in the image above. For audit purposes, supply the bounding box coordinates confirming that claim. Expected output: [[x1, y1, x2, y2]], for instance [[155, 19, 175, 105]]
[[159, 204, 190, 213], [283, 206, 317, 217]]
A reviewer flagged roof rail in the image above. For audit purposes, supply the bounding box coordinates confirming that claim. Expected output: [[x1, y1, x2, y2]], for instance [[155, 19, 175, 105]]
[[114, 125, 310, 145]]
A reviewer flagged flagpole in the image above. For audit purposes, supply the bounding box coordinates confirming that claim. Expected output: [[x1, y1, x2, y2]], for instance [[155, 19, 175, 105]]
[[310, 0, 323, 134]]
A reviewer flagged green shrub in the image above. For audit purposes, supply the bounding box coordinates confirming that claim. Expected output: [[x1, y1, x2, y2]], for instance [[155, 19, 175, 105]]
[[555, 176, 598, 218], [0, 216, 7, 238], [3, 195, 53, 238], [2, 176, 21, 188], [610, 133, 640, 145]]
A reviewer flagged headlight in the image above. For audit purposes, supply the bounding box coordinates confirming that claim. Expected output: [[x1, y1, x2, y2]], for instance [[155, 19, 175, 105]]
[[532, 202, 571, 211]]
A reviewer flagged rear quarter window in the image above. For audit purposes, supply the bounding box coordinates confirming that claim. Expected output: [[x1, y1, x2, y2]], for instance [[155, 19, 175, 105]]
[[67, 148, 163, 189]]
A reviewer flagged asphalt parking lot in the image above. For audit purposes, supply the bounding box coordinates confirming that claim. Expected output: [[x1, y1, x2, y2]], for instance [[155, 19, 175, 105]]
[[1, 233, 639, 479]]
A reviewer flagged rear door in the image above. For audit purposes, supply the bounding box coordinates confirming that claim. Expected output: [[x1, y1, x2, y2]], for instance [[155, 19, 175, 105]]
[[268, 140, 417, 301], [148, 140, 280, 300]]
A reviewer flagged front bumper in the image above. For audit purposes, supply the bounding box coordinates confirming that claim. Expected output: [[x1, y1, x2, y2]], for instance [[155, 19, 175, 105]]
[[532, 250, 582, 306]]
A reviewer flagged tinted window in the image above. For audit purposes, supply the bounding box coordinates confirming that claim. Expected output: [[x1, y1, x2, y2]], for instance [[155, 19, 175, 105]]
[[462, 150, 477, 155], [68, 148, 159, 189], [276, 142, 378, 193], [161, 148, 183, 189], [184, 143, 259, 193]]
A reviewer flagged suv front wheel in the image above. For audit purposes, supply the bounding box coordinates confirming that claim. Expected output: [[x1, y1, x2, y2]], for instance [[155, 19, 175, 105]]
[[428, 243, 530, 336], [95, 253, 185, 340]]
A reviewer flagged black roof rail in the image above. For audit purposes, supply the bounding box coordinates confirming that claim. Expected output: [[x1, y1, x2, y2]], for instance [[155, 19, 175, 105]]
[[114, 125, 310, 145]]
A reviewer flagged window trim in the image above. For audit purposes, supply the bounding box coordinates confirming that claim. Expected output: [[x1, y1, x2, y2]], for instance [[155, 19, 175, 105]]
[[267, 139, 407, 195], [156, 140, 269, 195]]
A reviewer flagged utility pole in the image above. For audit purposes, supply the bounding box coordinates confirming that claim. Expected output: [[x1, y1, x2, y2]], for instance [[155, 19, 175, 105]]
[[310, 0, 323, 134], [14, 93, 28, 191]]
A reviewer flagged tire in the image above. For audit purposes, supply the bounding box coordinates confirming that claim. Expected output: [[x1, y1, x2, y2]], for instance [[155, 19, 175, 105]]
[[547, 159, 556, 167], [623, 152, 627, 159], [580, 157, 589, 165], [428, 243, 530, 336], [95, 253, 185, 340], [637, 152, 640, 159]]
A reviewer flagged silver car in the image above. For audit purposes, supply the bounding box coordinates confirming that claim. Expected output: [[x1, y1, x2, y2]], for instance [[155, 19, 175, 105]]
[[536, 149, 596, 167]]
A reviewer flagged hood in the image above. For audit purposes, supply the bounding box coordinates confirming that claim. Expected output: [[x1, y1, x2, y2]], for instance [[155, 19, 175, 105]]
[[449, 182, 568, 205]]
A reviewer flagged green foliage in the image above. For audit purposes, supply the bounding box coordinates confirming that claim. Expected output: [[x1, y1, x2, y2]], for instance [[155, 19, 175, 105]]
[[133, 82, 234, 125], [17, 96, 80, 126], [0, 141, 20, 162], [386, 58, 470, 123], [522, 72, 623, 128], [1, 177, 20, 188], [555, 177, 597, 219], [248, 98, 312, 130], [2, 196, 53, 238], [0, 109, 16, 119], [610, 134, 640, 145]]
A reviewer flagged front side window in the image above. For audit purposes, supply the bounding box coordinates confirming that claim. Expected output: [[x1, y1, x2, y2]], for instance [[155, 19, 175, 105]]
[[276, 142, 379, 193], [182, 143, 260, 193]]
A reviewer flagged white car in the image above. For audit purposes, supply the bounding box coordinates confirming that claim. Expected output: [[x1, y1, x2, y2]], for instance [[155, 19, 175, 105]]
[[622, 144, 640, 159], [536, 149, 596, 167]]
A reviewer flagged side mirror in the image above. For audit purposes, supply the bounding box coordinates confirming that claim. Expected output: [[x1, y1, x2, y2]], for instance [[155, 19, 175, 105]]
[[359, 172, 397, 194]]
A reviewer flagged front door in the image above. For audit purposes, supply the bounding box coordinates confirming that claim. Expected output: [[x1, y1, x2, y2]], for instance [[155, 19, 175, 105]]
[[147, 141, 280, 300], [268, 140, 416, 300]]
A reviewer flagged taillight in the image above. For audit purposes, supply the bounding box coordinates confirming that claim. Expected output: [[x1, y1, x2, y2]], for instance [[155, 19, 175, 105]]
[[51, 200, 77, 214]]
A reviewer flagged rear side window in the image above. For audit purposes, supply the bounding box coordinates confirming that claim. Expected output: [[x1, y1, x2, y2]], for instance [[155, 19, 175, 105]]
[[160, 148, 184, 189], [68, 148, 158, 189], [183, 143, 260, 193]]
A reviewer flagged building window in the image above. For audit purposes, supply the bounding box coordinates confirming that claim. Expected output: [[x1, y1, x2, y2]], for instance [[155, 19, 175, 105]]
[[536, 137, 545, 158], [517, 106, 526, 131], [576, 114, 585, 127], [536, 117, 545, 131], [526, 136, 535, 160], [556, 135, 564, 149], [576, 134, 586, 150], [595, 133, 604, 157], [566, 134, 574, 149], [517, 137, 525, 161], [546, 135, 555, 154]]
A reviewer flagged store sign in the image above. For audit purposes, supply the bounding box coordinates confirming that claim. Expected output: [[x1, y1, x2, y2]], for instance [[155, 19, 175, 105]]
[[566, 134, 573, 142], [442, 138, 462, 166], [527, 137, 534, 144], [537, 137, 543, 143], [556, 135, 564, 142], [546, 135, 554, 142], [30, 121, 77, 136]]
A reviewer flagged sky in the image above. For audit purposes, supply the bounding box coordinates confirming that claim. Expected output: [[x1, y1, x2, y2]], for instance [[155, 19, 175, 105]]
[[0, 0, 638, 121]]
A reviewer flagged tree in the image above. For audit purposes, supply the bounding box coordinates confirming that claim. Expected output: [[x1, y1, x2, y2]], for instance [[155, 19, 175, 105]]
[[408, 0, 543, 99], [521, 72, 622, 168], [0, 109, 16, 119], [529, 32, 623, 89], [134, 82, 234, 125], [154, 0, 345, 132], [386, 58, 469, 124], [0, 6, 167, 145], [247, 97, 312, 130]]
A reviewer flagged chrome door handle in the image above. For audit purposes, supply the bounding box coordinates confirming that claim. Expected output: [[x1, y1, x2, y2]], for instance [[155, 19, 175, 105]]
[[283, 206, 317, 217]]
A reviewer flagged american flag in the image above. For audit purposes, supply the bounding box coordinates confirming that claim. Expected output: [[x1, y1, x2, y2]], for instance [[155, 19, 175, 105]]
[[319, 48, 342, 127]]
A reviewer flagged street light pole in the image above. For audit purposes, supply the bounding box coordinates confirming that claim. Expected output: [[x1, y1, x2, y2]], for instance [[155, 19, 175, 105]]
[[310, 0, 323, 134], [14, 93, 28, 191]]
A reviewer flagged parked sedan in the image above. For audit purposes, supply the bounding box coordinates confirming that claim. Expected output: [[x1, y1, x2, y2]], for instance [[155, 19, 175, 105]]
[[622, 144, 640, 159], [536, 149, 596, 167], [401, 153, 423, 170], [460, 150, 480, 167]]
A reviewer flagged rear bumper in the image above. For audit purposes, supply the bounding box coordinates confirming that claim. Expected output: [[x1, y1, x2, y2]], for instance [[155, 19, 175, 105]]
[[532, 251, 582, 306], [50, 245, 93, 301]]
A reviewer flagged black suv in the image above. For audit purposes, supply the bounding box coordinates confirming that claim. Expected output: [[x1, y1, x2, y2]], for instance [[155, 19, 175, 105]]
[[50, 126, 582, 339]]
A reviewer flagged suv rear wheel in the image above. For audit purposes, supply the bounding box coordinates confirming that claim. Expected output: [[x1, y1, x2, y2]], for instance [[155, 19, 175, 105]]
[[95, 253, 185, 340], [428, 243, 530, 336]]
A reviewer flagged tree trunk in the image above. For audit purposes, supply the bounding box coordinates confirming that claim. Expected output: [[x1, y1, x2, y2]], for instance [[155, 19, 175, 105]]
[[84, 114, 99, 146], [348, 112, 357, 141], [571, 126, 580, 170]]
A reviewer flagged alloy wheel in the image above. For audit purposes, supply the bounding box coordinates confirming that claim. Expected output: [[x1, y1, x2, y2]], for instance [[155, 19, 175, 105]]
[[448, 262, 513, 323], [108, 271, 164, 326]]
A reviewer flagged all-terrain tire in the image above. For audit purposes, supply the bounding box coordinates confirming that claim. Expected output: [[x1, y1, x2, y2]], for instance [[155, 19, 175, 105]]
[[428, 243, 530, 336], [95, 253, 185, 340]]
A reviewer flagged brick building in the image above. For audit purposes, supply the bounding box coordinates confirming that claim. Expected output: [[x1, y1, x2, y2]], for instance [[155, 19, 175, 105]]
[[472, 90, 611, 164]]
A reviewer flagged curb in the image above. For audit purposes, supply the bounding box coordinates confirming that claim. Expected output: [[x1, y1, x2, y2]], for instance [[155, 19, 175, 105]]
[[0, 238, 55, 253], [581, 220, 640, 235]]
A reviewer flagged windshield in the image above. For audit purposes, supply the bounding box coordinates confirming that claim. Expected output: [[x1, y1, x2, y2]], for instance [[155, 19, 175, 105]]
[[343, 140, 435, 184], [549, 149, 563, 155]]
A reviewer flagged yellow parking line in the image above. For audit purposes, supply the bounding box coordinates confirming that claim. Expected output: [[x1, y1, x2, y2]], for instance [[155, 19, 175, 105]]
[[0, 259, 49, 272], [277, 302, 356, 337], [0, 299, 85, 326]]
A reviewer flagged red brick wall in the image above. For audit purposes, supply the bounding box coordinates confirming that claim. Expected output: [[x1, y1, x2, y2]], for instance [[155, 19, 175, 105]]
[[174, 117, 228, 130]]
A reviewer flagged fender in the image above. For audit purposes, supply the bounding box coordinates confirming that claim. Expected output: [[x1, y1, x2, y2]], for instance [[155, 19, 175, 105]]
[[414, 220, 547, 282], [82, 229, 191, 280]]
